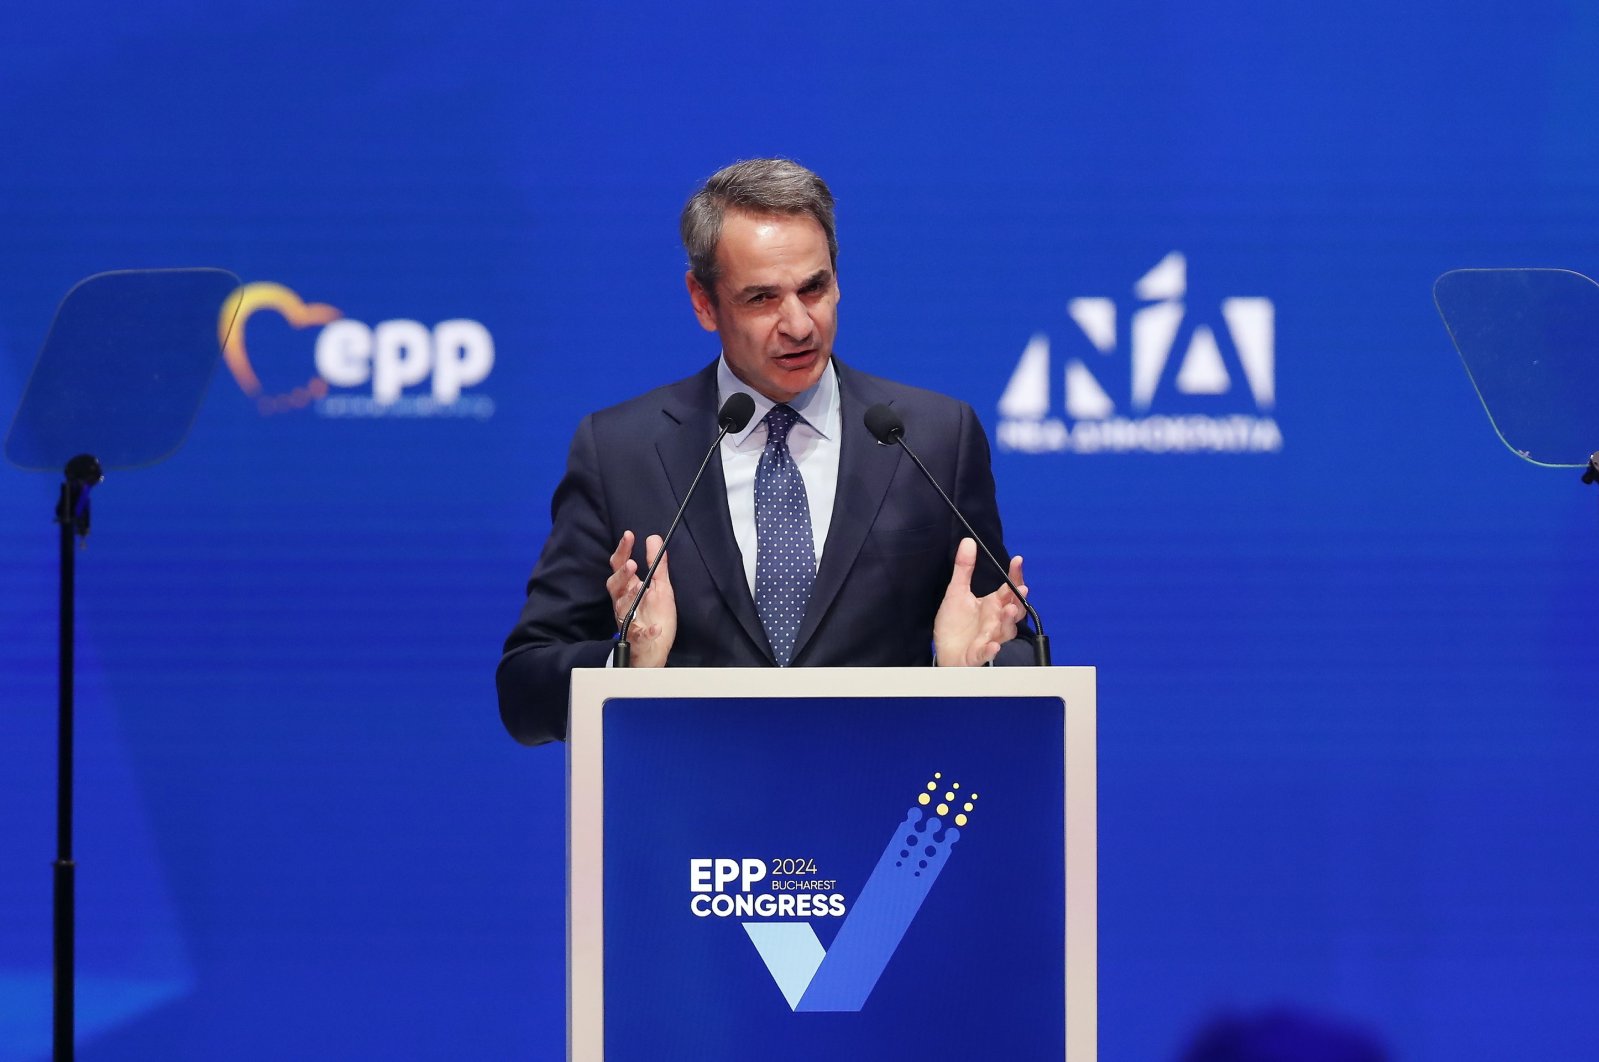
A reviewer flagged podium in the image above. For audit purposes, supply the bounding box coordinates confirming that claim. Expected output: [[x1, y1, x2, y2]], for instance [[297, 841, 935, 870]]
[[567, 666, 1097, 1061]]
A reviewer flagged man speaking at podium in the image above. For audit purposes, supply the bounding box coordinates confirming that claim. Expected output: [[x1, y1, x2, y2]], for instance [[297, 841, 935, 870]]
[[498, 159, 1035, 746]]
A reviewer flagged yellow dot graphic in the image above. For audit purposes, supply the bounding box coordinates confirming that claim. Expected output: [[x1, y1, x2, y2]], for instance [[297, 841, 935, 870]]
[[936, 803, 949, 815], [955, 814, 968, 826], [971, 793, 979, 800], [927, 782, 937, 791], [952, 782, 960, 790], [918, 793, 930, 806], [963, 802, 974, 812], [934, 772, 942, 779], [944, 791, 954, 801]]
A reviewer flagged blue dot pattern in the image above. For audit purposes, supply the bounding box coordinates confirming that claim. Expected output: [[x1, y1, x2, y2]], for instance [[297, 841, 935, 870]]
[[753, 404, 816, 667]]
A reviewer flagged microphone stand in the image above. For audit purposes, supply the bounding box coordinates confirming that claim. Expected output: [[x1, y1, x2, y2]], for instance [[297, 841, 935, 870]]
[[612, 439, 726, 667], [614, 394, 755, 666], [865, 406, 1050, 667], [890, 440, 1051, 667]]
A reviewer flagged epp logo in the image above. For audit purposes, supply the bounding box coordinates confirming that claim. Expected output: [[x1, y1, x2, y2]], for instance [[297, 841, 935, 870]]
[[701, 774, 975, 1012], [997, 252, 1280, 454], [691, 858, 768, 894], [219, 281, 495, 418]]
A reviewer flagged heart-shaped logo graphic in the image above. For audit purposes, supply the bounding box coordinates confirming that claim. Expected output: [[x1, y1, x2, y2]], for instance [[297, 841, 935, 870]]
[[219, 282, 342, 414]]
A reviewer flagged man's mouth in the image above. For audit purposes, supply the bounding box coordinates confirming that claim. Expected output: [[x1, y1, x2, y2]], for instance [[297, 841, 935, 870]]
[[777, 349, 815, 363]]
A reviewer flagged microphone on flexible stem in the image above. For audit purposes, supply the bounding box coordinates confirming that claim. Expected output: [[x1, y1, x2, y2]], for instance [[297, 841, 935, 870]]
[[613, 391, 756, 667], [864, 404, 1051, 666]]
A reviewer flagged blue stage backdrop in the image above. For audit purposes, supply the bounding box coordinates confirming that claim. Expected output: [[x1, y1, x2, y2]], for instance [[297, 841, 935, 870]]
[[3, 3, 1599, 1059]]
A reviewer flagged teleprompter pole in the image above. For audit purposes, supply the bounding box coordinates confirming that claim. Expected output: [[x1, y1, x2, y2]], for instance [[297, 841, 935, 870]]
[[53, 454, 101, 1062]]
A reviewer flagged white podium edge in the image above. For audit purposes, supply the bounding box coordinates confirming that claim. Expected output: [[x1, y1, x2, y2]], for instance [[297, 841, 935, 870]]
[[567, 665, 1097, 1061]]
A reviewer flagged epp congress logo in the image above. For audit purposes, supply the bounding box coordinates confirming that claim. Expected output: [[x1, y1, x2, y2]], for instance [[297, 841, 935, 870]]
[[694, 773, 977, 1012], [998, 252, 1280, 454], [219, 281, 495, 418]]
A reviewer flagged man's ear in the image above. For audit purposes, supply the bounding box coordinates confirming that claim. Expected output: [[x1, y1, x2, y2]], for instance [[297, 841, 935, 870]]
[[686, 272, 718, 333]]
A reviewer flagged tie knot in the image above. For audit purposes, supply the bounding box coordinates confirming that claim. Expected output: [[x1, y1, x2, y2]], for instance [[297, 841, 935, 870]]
[[765, 404, 801, 443]]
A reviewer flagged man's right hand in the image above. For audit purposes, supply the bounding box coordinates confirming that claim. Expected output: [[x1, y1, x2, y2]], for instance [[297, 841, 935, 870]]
[[606, 530, 676, 668]]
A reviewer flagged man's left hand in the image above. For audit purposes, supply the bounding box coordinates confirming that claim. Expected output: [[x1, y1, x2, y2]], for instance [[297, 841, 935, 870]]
[[933, 538, 1026, 667]]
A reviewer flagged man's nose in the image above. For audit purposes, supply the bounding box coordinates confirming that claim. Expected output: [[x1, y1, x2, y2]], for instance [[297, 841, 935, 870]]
[[777, 294, 813, 342]]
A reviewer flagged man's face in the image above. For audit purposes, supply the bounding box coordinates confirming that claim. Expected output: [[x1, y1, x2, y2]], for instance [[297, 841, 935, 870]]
[[687, 210, 839, 404]]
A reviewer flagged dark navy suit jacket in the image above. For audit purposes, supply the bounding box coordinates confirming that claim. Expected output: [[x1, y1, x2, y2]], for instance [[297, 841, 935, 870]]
[[496, 358, 1033, 745]]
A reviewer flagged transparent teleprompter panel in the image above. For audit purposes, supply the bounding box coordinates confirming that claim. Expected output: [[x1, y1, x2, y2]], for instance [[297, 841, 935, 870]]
[[1435, 268, 1599, 468], [6, 268, 240, 471]]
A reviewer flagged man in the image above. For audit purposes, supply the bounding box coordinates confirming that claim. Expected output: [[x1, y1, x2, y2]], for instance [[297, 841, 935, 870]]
[[498, 158, 1034, 746]]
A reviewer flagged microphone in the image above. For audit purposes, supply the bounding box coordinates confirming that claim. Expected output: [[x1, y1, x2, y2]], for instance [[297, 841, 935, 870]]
[[864, 403, 1051, 666], [719, 392, 757, 433], [613, 392, 756, 666]]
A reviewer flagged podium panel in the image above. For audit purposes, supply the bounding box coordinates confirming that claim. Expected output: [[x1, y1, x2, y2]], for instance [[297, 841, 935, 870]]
[[569, 667, 1096, 1061]]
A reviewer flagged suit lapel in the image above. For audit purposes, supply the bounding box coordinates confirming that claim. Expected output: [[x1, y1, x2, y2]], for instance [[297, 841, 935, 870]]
[[655, 366, 774, 664], [791, 361, 902, 662]]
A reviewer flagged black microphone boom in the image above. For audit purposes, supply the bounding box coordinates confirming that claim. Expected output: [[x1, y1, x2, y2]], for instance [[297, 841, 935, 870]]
[[613, 392, 756, 666], [864, 403, 1051, 666]]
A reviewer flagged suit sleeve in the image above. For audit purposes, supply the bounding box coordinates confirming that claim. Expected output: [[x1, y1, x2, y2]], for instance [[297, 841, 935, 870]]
[[950, 400, 1041, 667], [496, 415, 618, 745]]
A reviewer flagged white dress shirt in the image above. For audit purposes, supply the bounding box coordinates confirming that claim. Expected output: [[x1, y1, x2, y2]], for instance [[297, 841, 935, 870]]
[[716, 356, 841, 594]]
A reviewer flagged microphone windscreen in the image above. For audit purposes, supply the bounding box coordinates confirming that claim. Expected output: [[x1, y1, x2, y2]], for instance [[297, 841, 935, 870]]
[[719, 392, 756, 433], [863, 403, 905, 444]]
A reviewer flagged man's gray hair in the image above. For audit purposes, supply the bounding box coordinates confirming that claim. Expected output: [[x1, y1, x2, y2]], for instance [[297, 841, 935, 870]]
[[680, 158, 837, 302]]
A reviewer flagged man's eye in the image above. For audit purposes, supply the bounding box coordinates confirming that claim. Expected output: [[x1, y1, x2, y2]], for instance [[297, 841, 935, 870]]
[[747, 294, 769, 304]]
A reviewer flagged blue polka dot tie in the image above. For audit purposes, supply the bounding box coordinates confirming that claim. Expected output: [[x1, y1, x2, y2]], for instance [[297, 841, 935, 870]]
[[753, 404, 816, 667]]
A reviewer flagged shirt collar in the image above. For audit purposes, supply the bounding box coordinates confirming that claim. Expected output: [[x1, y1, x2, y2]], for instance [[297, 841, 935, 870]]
[[716, 355, 839, 447]]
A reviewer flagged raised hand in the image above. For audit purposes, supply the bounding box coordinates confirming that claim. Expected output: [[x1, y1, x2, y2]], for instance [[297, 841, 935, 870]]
[[605, 530, 677, 668], [933, 538, 1026, 667]]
